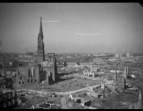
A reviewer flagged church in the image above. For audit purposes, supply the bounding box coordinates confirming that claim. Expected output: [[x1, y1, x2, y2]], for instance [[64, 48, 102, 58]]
[[14, 17, 57, 88]]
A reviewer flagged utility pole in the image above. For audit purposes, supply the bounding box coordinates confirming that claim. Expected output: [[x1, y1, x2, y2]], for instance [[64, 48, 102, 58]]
[[3, 55, 6, 76], [115, 63, 117, 80]]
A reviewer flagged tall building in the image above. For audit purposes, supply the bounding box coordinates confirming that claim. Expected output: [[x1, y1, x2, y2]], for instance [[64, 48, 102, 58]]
[[37, 17, 45, 63], [15, 17, 57, 88]]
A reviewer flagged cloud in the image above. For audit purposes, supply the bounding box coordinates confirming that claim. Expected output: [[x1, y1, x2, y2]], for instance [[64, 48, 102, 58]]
[[70, 19, 80, 22], [42, 20, 59, 23], [75, 33, 100, 36]]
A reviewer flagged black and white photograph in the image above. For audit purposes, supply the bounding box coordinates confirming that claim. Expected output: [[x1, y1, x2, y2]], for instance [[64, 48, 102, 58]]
[[0, 3, 143, 109]]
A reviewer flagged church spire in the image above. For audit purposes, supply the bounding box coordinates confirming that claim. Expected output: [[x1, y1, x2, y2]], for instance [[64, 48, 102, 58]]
[[39, 17, 43, 38], [37, 17, 45, 63]]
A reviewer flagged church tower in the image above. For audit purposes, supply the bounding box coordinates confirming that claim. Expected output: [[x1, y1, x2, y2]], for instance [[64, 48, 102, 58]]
[[37, 17, 45, 63]]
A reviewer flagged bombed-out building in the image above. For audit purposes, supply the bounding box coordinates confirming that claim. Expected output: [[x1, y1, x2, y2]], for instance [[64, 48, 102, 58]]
[[15, 64, 41, 87], [14, 17, 57, 87], [0, 88, 17, 108]]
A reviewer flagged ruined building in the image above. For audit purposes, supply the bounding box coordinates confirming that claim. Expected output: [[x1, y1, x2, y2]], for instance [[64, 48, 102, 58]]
[[15, 65, 40, 87], [129, 88, 142, 109], [113, 66, 127, 90], [124, 66, 129, 79], [41, 53, 57, 85], [0, 88, 17, 108], [14, 17, 57, 87]]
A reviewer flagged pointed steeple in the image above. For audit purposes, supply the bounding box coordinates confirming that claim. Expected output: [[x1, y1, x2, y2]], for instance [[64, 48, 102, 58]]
[[39, 17, 43, 38], [37, 17, 45, 63]]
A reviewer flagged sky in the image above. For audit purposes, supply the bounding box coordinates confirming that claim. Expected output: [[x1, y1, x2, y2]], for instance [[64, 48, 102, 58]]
[[0, 3, 143, 54]]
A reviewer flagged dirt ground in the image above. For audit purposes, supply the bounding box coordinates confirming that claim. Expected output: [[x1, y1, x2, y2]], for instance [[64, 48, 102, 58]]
[[44, 78, 102, 92], [14, 75, 103, 92]]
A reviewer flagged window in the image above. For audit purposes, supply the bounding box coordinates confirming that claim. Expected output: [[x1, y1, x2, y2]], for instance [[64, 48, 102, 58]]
[[3, 95, 6, 101], [31, 68, 33, 77], [19, 81, 21, 84], [31, 79, 33, 82], [18, 70, 19, 76], [8, 93, 11, 99], [27, 79, 29, 82], [28, 69, 31, 77], [49, 55, 52, 58], [35, 79, 36, 82], [33, 68, 35, 77]]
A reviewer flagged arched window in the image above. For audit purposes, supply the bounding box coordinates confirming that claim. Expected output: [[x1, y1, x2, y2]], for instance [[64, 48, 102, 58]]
[[17, 70, 19, 76], [28, 69, 31, 77], [31, 67, 34, 77], [33, 68, 35, 77]]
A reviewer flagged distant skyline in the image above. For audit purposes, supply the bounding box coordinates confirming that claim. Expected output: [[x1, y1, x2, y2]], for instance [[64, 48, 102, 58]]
[[0, 3, 143, 54]]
